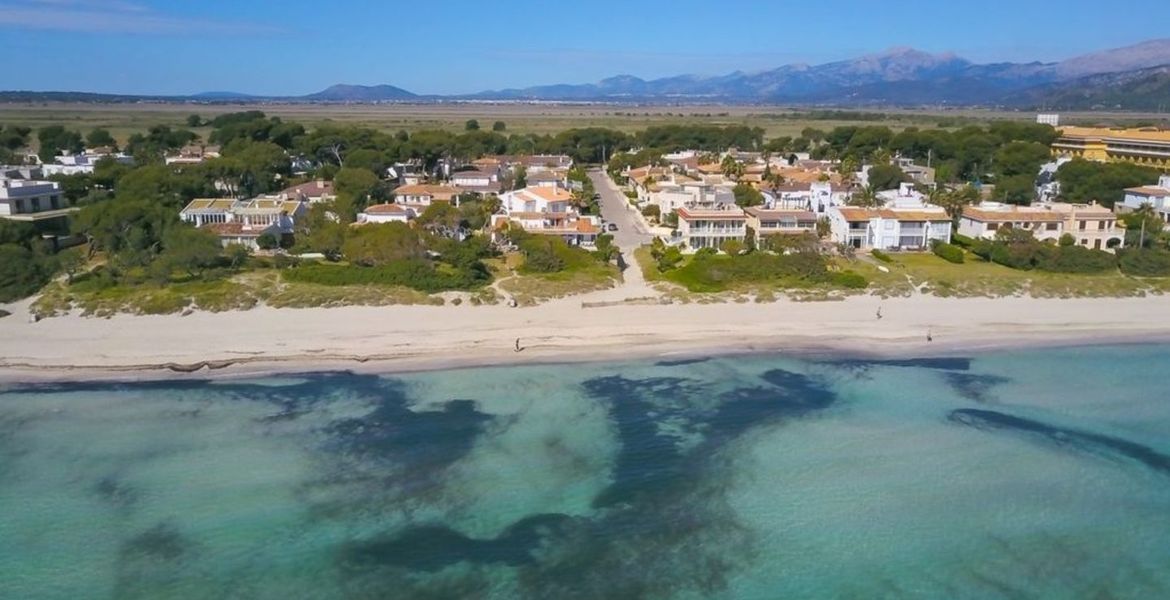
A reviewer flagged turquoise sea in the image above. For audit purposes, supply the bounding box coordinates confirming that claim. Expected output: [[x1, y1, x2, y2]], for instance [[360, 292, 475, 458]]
[[1, 344, 1169, 599]]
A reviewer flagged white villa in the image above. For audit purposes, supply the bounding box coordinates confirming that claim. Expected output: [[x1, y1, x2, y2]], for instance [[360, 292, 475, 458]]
[[179, 196, 307, 249], [960, 201, 1123, 251], [394, 184, 462, 211], [40, 151, 134, 176], [676, 205, 747, 251], [358, 203, 416, 224], [764, 181, 849, 214], [0, 178, 74, 222], [492, 184, 599, 247], [830, 205, 952, 251], [450, 169, 501, 193], [1119, 175, 1170, 226]]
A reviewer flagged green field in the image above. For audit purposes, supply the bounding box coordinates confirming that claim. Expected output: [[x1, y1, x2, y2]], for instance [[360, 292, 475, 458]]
[[0, 101, 1125, 145]]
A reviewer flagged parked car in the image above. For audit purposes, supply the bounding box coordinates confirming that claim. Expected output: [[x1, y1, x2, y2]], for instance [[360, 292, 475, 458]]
[[607, 223, 618, 232]]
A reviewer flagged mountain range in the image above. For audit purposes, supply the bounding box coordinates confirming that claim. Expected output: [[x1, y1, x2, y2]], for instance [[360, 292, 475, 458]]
[[4, 39, 1170, 109]]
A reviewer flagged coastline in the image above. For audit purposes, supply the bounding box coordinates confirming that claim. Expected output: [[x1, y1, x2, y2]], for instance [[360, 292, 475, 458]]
[[4, 294, 1170, 384]]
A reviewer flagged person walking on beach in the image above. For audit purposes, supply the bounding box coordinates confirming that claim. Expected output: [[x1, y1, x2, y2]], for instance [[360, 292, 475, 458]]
[[876, 306, 883, 320], [927, 328, 933, 342], [514, 338, 523, 353]]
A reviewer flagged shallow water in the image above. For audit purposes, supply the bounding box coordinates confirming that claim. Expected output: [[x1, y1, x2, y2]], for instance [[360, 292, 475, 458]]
[[1, 344, 1169, 599]]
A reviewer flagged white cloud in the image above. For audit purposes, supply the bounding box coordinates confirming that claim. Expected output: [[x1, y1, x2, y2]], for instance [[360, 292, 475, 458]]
[[0, 0, 280, 35]]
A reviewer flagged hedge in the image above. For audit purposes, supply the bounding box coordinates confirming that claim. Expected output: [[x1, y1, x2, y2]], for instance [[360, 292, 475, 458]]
[[933, 242, 965, 264], [870, 249, 893, 263]]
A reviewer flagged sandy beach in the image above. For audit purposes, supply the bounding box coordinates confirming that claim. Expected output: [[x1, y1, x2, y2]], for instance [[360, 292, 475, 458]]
[[3, 292, 1170, 383]]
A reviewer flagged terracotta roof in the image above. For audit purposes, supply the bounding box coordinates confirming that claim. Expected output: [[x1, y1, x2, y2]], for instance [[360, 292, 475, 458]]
[[395, 183, 460, 194], [836, 207, 879, 222], [282, 180, 333, 197], [204, 222, 264, 237], [884, 210, 950, 221], [517, 186, 572, 202], [363, 203, 411, 215]]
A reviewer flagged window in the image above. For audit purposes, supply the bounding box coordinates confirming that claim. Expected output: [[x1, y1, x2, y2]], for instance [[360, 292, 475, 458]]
[[1045, 223, 1058, 231], [987, 223, 999, 231], [31, 198, 41, 212], [1078, 220, 1087, 231], [1097, 221, 1106, 230]]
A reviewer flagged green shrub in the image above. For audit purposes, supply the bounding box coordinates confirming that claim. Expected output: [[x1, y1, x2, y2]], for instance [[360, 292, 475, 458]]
[[1118, 249, 1170, 277], [665, 251, 835, 292], [870, 249, 893, 263], [932, 242, 965, 264], [950, 233, 977, 249], [831, 270, 868, 289], [284, 259, 489, 292]]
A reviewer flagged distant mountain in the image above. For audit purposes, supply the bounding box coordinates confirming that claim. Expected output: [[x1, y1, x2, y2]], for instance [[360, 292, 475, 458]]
[[464, 40, 1170, 105], [302, 84, 417, 102], [190, 91, 259, 100], [4, 39, 1170, 107], [1006, 65, 1170, 110], [1053, 39, 1170, 79]]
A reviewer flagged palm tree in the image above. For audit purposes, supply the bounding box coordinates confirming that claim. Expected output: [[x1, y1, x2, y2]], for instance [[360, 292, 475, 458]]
[[848, 185, 880, 208]]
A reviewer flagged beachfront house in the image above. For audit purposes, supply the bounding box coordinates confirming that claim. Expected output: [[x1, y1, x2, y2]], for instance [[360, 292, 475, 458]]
[[180, 196, 307, 249], [492, 184, 599, 247], [744, 207, 819, 243], [676, 205, 747, 251], [829, 205, 952, 251], [960, 201, 1124, 251]]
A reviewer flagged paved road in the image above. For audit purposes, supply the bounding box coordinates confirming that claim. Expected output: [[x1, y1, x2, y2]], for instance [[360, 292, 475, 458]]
[[588, 169, 653, 251]]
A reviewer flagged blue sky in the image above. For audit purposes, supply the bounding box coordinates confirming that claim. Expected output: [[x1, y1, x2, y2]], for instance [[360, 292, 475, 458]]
[[2, 0, 1169, 95]]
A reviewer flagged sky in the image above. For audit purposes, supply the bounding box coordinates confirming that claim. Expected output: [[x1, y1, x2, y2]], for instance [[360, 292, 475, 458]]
[[2, 0, 1170, 96]]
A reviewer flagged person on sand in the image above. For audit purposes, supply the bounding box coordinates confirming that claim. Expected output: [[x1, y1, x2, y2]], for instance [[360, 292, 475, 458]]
[[876, 306, 883, 320], [514, 338, 523, 353], [927, 328, 933, 342]]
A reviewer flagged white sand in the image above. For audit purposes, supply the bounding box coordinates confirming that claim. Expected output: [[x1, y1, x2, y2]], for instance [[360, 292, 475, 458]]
[[3, 292, 1169, 382]]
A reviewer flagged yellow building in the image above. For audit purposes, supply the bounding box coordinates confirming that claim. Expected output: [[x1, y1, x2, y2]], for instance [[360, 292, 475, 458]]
[[1052, 127, 1170, 171]]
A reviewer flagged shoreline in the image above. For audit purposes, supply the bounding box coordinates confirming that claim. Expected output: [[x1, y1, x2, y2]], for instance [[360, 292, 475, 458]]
[[4, 294, 1170, 384]]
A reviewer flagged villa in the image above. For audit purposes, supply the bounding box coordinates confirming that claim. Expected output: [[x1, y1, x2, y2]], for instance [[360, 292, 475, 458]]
[[358, 203, 415, 224], [959, 201, 1123, 251], [744, 207, 819, 241], [676, 205, 747, 251], [449, 169, 501, 194], [0, 178, 74, 223], [829, 205, 952, 251], [394, 184, 463, 211], [280, 179, 336, 204], [492, 184, 599, 247], [1118, 175, 1170, 225], [179, 196, 307, 249]]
